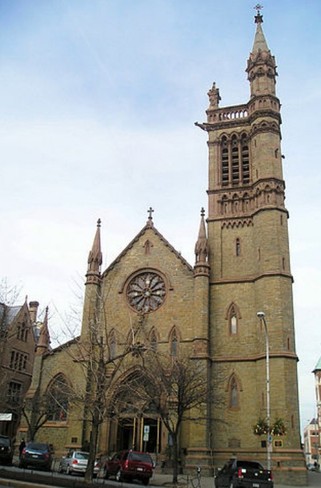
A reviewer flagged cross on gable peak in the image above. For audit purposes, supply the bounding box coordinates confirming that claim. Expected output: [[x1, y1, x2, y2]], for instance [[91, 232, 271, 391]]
[[146, 207, 154, 227]]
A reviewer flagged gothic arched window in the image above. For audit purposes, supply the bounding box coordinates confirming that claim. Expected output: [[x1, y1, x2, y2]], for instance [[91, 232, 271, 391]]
[[220, 133, 250, 187], [46, 374, 70, 421], [231, 135, 239, 184], [221, 136, 229, 185], [228, 375, 240, 409], [149, 329, 158, 352], [170, 328, 179, 357], [241, 133, 250, 184], [226, 303, 241, 335], [109, 330, 116, 360]]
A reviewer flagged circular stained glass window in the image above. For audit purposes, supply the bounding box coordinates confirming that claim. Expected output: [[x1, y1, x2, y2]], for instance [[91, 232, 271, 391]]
[[126, 271, 166, 313]]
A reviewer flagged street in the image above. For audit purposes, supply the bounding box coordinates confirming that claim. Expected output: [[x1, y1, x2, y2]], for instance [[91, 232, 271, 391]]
[[0, 464, 321, 488]]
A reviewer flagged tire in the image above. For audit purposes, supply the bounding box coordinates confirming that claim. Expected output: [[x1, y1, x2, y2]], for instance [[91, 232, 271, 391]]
[[115, 469, 123, 482], [142, 478, 150, 485]]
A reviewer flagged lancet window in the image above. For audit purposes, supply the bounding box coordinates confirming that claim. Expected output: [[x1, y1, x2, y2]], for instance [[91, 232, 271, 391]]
[[109, 330, 117, 359], [149, 329, 158, 352], [228, 375, 240, 409], [227, 303, 240, 335], [169, 327, 179, 357], [46, 374, 69, 421]]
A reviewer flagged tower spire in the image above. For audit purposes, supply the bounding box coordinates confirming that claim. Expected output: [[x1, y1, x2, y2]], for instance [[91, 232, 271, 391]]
[[86, 219, 103, 285], [246, 6, 277, 97], [252, 4, 268, 53]]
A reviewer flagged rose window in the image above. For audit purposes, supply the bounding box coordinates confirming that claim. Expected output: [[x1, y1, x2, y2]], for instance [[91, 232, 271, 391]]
[[126, 272, 166, 313]]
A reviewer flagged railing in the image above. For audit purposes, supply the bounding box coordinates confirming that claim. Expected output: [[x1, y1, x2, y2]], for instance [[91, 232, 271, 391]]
[[207, 105, 248, 123]]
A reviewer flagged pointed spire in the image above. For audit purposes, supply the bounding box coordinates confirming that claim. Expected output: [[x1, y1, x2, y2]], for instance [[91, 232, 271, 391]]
[[246, 7, 277, 97], [194, 208, 209, 264], [87, 219, 103, 273], [86, 219, 103, 285], [36, 306, 50, 355], [252, 5, 269, 54]]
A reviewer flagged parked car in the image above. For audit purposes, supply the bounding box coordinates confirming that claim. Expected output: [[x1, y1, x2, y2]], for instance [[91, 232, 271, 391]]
[[104, 450, 154, 485], [215, 459, 273, 488], [0, 435, 13, 465], [19, 442, 52, 471], [58, 450, 99, 476]]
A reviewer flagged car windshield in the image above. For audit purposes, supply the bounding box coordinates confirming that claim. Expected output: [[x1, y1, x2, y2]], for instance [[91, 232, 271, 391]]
[[0, 437, 10, 447], [75, 452, 89, 460]]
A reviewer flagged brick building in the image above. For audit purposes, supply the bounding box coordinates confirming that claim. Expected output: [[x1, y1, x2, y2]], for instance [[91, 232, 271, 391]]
[[20, 11, 307, 485], [0, 301, 40, 438]]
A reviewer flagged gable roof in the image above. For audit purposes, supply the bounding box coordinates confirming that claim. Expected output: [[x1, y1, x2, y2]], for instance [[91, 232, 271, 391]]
[[102, 222, 193, 277]]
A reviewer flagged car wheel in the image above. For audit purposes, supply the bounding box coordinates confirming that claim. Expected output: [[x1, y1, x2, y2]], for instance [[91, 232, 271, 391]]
[[115, 469, 123, 482], [142, 478, 150, 485]]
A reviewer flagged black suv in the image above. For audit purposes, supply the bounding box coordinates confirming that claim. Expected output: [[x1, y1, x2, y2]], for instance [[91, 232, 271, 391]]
[[0, 435, 13, 465], [104, 450, 154, 485], [19, 442, 52, 471]]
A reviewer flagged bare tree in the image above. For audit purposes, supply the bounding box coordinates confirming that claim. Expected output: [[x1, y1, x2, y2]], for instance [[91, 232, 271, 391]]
[[113, 350, 210, 484], [0, 277, 22, 306], [21, 372, 73, 442], [47, 309, 146, 483]]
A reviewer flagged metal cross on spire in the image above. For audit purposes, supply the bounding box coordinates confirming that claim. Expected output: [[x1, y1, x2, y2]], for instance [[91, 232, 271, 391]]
[[254, 3, 263, 23], [254, 3, 263, 14]]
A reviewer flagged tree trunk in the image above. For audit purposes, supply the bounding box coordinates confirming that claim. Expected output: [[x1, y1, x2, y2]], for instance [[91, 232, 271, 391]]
[[172, 433, 179, 484], [84, 418, 99, 483]]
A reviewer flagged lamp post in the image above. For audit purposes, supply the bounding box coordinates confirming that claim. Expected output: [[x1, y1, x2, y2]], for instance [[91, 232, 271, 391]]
[[257, 311, 272, 471]]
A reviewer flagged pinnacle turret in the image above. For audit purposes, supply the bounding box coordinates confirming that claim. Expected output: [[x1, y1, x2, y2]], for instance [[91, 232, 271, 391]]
[[86, 219, 103, 285], [36, 306, 50, 355], [246, 9, 277, 97], [195, 208, 208, 264], [194, 208, 210, 277]]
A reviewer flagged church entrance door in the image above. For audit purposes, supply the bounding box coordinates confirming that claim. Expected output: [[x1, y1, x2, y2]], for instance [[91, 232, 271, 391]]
[[113, 415, 161, 454]]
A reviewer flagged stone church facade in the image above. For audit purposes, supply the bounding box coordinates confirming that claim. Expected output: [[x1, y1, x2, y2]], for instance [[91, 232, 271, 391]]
[[19, 11, 307, 485]]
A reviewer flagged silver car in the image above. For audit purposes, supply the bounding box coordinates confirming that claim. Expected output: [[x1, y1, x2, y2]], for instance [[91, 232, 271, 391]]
[[58, 451, 99, 476]]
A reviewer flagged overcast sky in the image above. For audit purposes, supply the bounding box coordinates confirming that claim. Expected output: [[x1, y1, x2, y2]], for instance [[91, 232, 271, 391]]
[[0, 0, 320, 435]]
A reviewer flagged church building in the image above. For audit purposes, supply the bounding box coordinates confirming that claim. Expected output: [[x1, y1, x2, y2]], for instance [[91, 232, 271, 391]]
[[20, 10, 307, 485]]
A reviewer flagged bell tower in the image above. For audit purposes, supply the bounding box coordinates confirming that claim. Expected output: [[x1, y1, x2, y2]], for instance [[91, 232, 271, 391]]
[[197, 9, 307, 484]]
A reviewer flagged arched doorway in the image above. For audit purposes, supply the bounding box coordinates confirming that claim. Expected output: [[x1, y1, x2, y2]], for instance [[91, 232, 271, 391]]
[[106, 371, 163, 454]]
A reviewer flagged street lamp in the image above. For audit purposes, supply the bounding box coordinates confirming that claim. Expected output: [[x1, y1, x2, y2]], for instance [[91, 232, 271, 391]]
[[257, 311, 272, 471]]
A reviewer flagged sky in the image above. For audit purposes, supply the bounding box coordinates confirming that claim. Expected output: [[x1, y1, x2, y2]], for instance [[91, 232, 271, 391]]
[[0, 0, 320, 435]]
